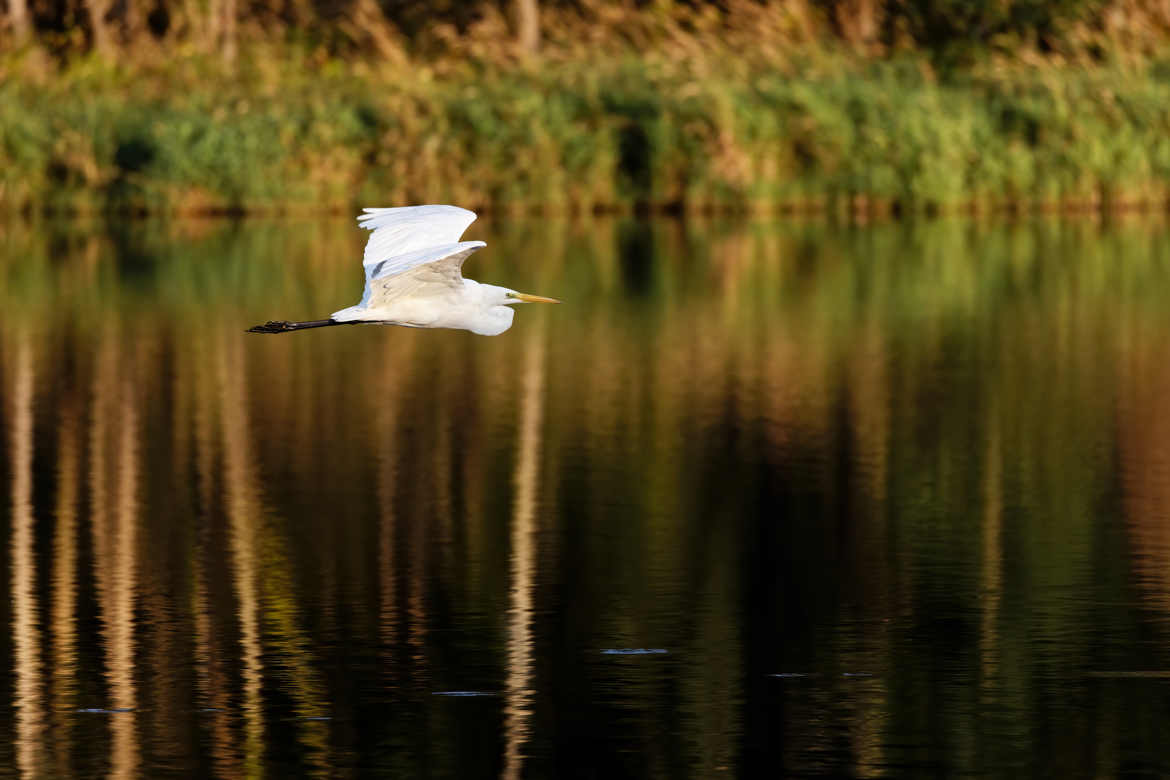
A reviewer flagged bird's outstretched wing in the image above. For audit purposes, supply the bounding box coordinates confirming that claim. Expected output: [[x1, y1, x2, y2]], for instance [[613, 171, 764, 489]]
[[358, 205, 478, 281], [359, 242, 486, 311], [331, 206, 487, 321]]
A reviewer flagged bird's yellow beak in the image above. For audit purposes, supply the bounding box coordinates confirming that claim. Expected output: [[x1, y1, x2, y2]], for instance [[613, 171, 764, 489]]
[[509, 292, 561, 304]]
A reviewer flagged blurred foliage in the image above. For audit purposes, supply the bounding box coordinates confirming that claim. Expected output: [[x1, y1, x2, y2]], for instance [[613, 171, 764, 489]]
[[5, 0, 1170, 212], [7, 0, 1170, 63], [884, 0, 1105, 62], [7, 53, 1170, 213]]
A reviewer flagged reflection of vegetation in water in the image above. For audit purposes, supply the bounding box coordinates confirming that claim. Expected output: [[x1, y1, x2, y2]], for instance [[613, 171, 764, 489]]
[[8, 331, 45, 778], [2, 216, 1170, 774]]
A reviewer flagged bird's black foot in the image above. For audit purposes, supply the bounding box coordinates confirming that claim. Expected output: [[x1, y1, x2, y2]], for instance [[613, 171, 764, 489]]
[[246, 319, 344, 334], [246, 320, 298, 334]]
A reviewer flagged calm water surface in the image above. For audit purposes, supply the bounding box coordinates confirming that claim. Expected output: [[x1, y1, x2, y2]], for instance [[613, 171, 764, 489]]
[[2, 217, 1170, 777]]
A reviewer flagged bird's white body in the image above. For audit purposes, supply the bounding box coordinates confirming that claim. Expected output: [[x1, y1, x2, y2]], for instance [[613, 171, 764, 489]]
[[323, 206, 555, 336], [333, 277, 516, 335]]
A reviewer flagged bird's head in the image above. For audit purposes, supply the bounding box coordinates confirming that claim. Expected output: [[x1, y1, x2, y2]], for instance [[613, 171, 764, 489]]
[[476, 283, 560, 307], [469, 284, 560, 336]]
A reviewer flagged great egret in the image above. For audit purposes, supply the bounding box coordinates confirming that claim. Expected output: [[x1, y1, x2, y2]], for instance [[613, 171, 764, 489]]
[[247, 205, 559, 336]]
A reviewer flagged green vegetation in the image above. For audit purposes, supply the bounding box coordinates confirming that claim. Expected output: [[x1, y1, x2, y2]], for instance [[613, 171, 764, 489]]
[[5, 1, 1170, 214]]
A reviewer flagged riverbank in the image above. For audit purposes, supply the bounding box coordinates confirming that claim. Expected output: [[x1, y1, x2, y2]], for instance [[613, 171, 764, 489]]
[[5, 49, 1170, 215]]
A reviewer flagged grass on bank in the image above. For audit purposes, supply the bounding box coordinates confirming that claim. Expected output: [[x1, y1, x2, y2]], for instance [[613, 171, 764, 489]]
[[5, 47, 1170, 215]]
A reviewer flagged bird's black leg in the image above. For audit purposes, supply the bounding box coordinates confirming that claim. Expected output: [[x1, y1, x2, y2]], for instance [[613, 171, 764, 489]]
[[246, 319, 359, 334]]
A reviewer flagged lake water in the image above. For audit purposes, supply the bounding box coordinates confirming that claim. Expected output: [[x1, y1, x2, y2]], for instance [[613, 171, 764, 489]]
[[2, 216, 1170, 777]]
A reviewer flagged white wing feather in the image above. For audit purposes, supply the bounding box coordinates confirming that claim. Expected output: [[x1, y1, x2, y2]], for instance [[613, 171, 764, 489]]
[[367, 241, 485, 286], [331, 205, 486, 322], [358, 205, 478, 280]]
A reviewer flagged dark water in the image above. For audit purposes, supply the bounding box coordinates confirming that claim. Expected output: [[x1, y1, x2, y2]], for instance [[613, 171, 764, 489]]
[[2, 216, 1170, 777]]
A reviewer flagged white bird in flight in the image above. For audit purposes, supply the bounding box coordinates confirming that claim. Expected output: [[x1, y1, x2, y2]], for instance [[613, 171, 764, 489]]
[[248, 205, 558, 336]]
